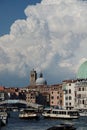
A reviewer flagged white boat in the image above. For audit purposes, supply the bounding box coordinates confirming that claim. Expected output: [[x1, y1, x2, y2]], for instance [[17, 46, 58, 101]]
[[79, 110, 87, 116], [42, 108, 79, 119], [19, 108, 39, 119], [0, 111, 8, 126]]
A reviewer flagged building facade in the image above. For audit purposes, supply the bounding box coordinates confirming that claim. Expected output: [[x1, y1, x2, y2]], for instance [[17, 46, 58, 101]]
[[62, 80, 76, 109], [75, 79, 87, 109]]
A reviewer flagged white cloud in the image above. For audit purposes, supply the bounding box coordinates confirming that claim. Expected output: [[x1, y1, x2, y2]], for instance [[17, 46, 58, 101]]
[[0, 0, 87, 86]]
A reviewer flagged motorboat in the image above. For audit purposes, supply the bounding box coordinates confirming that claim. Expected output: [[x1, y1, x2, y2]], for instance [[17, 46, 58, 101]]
[[42, 108, 79, 119], [19, 108, 39, 119]]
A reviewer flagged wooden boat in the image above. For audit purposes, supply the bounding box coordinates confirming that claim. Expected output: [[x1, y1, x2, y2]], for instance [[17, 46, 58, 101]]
[[42, 108, 79, 119], [19, 108, 39, 119]]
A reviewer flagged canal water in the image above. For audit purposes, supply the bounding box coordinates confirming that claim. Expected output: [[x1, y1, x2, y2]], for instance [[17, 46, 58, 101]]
[[1, 112, 87, 130]]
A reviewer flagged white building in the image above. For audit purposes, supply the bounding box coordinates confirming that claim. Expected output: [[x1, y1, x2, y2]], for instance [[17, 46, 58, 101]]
[[62, 80, 76, 110], [75, 79, 87, 110]]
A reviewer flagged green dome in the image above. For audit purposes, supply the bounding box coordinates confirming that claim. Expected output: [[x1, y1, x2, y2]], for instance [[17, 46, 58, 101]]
[[77, 61, 87, 79]]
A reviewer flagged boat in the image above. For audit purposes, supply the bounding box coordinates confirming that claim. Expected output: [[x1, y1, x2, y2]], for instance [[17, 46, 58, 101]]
[[19, 108, 39, 119], [46, 123, 76, 130], [42, 108, 79, 119], [0, 111, 8, 126], [79, 110, 87, 116]]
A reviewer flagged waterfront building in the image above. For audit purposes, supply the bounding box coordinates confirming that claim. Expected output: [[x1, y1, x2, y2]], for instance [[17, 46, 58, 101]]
[[49, 84, 63, 108], [62, 80, 76, 109], [75, 79, 87, 109], [25, 85, 50, 106], [36, 92, 50, 106], [26, 90, 37, 104], [75, 61, 87, 109]]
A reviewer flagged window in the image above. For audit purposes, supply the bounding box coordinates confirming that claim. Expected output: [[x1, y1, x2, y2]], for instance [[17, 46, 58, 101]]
[[60, 93, 62, 97], [66, 90, 68, 94], [66, 103, 68, 106], [79, 87, 81, 91], [82, 87, 84, 91], [51, 96, 54, 99], [51, 101, 54, 104], [69, 89, 71, 93], [69, 102, 71, 106], [69, 96, 72, 100], [66, 97, 68, 100], [82, 100, 84, 104], [78, 94, 81, 98]]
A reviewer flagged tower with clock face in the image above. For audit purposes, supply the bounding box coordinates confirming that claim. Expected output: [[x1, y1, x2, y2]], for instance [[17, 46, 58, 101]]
[[30, 69, 37, 86]]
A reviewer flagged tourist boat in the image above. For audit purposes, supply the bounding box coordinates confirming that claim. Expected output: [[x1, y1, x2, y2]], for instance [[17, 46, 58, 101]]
[[19, 108, 39, 119], [42, 108, 79, 119], [46, 123, 76, 130]]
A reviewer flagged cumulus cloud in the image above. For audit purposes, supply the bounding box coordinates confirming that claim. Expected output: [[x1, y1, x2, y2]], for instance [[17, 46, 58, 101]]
[[0, 0, 87, 86]]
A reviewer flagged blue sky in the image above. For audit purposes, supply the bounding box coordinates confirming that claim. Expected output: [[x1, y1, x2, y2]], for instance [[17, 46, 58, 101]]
[[0, 0, 41, 36], [0, 0, 87, 87]]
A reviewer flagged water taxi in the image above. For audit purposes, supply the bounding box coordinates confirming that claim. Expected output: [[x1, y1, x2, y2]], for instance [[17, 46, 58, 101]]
[[19, 108, 39, 119], [42, 108, 79, 119]]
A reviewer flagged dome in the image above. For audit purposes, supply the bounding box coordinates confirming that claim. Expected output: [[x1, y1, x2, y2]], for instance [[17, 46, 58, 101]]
[[77, 61, 87, 79], [36, 72, 47, 85], [36, 77, 47, 85]]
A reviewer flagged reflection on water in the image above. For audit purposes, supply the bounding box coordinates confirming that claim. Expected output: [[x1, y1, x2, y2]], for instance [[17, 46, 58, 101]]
[[1, 112, 87, 130]]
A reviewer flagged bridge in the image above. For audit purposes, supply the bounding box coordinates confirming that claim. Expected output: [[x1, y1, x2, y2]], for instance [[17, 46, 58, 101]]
[[0, 100, 43, 110]]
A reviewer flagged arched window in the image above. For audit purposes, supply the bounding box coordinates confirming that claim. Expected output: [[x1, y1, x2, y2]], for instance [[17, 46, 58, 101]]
[[82, 100, 84, 104], [69, 96, 72, 100], [69, 89, 71, 93]]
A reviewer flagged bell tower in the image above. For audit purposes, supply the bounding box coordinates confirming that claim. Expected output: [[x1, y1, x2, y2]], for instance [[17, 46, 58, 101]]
[[30, 69, 37, 86]]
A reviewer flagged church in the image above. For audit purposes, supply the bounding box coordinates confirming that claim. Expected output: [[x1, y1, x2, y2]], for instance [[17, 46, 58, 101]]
[[30, 69, 47, 86]]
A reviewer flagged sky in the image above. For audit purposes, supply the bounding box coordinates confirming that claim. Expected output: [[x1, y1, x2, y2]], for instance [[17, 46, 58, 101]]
[[0, 0, 87, 87]]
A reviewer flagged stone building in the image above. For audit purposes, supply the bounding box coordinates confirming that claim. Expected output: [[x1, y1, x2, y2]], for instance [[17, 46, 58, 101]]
[[30, 69, 37, 86], [49, 84, 63, 108]]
